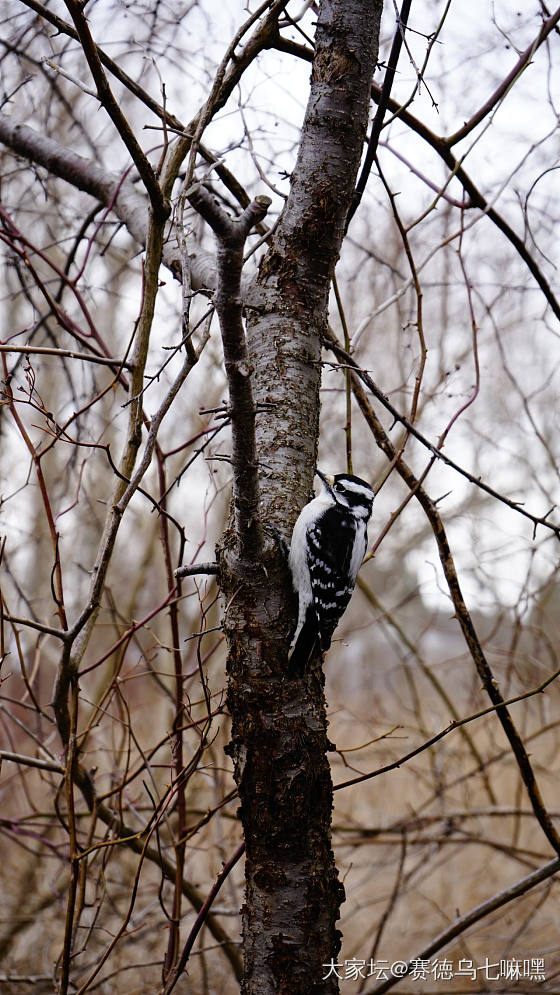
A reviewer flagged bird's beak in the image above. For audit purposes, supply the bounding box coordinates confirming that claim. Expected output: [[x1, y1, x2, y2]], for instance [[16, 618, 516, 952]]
[[316, 469, 334, 488]]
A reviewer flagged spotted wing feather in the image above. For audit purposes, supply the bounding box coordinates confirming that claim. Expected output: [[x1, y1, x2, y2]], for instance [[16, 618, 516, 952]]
[[307, 506, 362, 651]]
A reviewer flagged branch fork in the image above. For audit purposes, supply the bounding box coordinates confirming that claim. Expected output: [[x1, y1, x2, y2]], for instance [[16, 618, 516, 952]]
[[187, 184, 271, 563]]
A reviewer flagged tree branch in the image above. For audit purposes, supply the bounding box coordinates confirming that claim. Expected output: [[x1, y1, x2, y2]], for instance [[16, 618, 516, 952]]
[[67, 764, 244, 983], [342, 345, 560, 856], [335, 657, 560, 792], [187, 184, 271, 561], [0, 344, 132, 368], [0, 116, 217, 288], [159, 0, 289, 200], [63, 0, 168, 221], [20, 0, 272, 225], [325, 335, 560, 542], [348, 0, 412, 225], [445, 4, 560, 147], [366, 854, 560, 994], [373, 89, 560, 322], [175, 561, 219, 579], [51, 207, 168, 746], [161, 841, 246, 995], [0, 751, 64, 774], [272, 34, 560, 322]]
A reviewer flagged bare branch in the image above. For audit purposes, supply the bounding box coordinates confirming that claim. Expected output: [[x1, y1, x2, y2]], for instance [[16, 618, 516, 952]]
[[325, 334, 560, 542], [62, 0, 168, 221], [366, 855, 560, 995], [349, 0, 413, 225], [21, 0, 260, 217], [161, 842, 245, 995], [175, 561, 219, 579], [273, 36, 560, 321], [0, 116, 215, 287], [335, 658, 560, 792], [51, 208, 168, 746], [445, 5, 560, 146], [188, 184, 271, 560], [0, 750, 64, 774], [343, 345, 560, 856], [160, 0, 290, 199], [378, 89, 560, 322], [0, 344, 132, 368]]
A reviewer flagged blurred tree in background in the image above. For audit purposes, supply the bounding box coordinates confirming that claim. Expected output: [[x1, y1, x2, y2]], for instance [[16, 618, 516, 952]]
[[1, 1, 560, 993]]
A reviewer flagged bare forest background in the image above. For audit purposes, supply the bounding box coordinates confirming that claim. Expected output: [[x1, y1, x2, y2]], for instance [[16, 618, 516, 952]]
[[1, 1, 560, 993]]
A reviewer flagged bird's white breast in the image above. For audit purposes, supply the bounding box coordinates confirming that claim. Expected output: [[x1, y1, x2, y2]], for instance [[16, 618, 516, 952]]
[[289, 493, 330, 604]]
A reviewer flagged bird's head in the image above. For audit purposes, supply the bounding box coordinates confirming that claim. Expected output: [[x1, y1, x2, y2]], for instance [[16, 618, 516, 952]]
[[316, 469, 374, 520]]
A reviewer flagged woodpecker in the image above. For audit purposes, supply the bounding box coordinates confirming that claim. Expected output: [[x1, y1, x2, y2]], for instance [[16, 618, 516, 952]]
[[288, 470, 374, 671]]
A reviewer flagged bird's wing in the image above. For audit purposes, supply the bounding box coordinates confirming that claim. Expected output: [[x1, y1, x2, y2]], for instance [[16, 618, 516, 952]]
[[306, 506, 363, 651]]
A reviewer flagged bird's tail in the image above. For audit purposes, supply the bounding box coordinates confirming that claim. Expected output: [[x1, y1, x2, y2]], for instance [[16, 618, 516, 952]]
[[288, 606, 318, 675]]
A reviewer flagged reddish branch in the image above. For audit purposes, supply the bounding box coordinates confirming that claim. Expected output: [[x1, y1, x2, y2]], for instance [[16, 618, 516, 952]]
[[0, 204, 131, 385], [371, 82, 560, 322], [1, 356, 68, 631], [161, 842, 246, 995], [64, 742, 244, 983]]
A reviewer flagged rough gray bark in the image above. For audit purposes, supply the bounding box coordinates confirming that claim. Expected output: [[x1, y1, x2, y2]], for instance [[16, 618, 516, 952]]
[[219, 2, 383, 992]]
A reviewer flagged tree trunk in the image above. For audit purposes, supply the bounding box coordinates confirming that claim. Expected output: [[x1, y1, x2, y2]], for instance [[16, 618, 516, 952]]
[[221, 2, 383, 991]]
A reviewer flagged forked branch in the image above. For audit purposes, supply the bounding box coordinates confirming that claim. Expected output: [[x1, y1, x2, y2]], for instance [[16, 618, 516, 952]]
[[187, 184, 271, 561], [63, 0, 168, 221]]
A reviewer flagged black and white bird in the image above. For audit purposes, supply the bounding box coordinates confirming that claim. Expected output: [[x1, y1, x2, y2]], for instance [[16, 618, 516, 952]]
[[288, 470, 374, 671]]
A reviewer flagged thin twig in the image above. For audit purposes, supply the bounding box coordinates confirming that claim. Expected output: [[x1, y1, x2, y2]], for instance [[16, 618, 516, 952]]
[[365, 855, 560, 995], [63, 0, 168, 221], [161, 842, 245, 995], [335, 657, 560, 792], [175, 562, 220, 579], [325, 335, 560, 542]]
